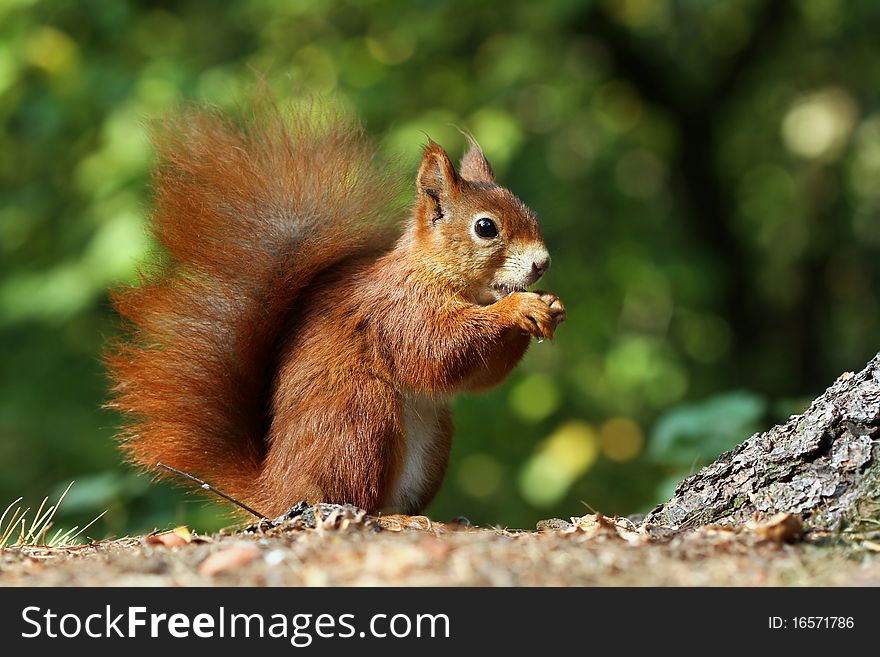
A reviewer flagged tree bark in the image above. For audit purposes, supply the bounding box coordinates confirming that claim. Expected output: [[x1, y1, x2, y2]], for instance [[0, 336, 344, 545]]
[[644, 353, 880, 531]]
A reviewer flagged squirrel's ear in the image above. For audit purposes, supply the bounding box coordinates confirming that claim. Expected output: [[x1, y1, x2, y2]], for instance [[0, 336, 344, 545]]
[[416, 141, 459, 223], [458, 132, 496, 185]]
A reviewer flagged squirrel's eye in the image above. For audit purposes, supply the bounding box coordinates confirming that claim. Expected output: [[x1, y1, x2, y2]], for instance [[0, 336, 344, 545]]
[[474, 217, 498, 239]]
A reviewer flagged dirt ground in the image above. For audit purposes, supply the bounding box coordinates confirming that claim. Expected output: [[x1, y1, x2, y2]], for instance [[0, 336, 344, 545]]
[[2, 507, 880, 586]]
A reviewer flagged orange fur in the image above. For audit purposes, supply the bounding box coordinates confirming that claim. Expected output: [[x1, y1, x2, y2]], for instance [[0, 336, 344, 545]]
[[106, 100, 565, 517]]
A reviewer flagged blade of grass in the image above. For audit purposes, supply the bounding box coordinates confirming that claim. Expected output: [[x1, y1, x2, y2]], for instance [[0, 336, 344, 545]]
[[0, 497, 23, 534], [64, 509, 108, 545], [0, 498, 24, 547], [24, 502, 54, 544], [47, 526, 67, 546], [25, 482, 74, 546], [1, 504, 24, 547], [24, 496, 50, 544], [2, 483, 106, 548]]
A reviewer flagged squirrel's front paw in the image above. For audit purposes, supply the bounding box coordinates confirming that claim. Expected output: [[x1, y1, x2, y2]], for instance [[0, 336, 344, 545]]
[[536, 291, 567, 327], [510, 291, 566, 340]]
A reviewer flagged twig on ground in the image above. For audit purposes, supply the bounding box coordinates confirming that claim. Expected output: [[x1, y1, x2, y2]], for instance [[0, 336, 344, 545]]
[[157, 462, 268, 520]]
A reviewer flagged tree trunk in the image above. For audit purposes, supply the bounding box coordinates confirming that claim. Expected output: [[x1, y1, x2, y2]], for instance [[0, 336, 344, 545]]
[[644, 353, 880, 531]]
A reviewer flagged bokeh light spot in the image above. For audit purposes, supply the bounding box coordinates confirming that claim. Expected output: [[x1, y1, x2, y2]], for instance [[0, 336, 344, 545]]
[[781, 88, 857, 161], [518, 421, 598, 507], [24, 26, 77, 75], [599, 417, 644, 462], [509, 373, 561, 423], [457, 454, 502, 498]]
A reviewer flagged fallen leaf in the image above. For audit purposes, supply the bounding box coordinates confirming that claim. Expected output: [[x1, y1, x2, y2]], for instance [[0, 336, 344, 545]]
[[198, 544, 260, 577], [568, 513, 632, 541], [145, 526, 192, 548], [378, 515, 434, 531], [537, 518, 573, 532], [745, 513, 803, 543], [570, 514, 601, 531]]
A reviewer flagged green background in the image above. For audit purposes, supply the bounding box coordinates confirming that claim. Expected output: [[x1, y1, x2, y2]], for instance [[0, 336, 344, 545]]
[[2, 0, 878, 536]]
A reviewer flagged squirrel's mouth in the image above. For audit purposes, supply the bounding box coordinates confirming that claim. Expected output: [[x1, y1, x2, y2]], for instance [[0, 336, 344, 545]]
[[476, 280, 528, 305], [492, 283, 525, 298]]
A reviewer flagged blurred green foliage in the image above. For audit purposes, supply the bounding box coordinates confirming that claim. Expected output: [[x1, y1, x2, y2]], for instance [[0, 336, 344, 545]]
[[2, 0, 879, 535]]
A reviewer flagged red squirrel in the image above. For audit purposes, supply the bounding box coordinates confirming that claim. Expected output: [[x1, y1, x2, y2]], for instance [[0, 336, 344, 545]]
[[107, 101, 566, 518]]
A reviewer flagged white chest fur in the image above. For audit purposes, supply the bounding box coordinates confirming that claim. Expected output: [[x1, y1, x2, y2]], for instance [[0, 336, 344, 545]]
[[382, 393, 447, 513]]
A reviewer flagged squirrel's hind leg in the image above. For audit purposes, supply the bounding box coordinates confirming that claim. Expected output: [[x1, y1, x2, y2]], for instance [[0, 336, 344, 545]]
[[260, 375, 405, 516], [380, 399, 453, 515]]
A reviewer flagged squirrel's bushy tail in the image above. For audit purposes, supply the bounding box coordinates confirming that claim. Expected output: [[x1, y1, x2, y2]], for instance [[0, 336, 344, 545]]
[[106, 99, 402, 505]]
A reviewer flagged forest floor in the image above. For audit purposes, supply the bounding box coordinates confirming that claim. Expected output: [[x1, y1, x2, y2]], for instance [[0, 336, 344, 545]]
[[2, 507, 880, 586]]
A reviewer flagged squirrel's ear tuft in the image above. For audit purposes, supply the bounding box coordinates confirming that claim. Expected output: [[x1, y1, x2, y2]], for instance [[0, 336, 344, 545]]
[[417, 140, 459, 195], [416, 140, 459, 223], [458, 133, 495, 185]]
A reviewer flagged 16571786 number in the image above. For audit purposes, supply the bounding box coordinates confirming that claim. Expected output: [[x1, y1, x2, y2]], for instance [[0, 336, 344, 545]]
[[794, 617, 853, 629], [776, 617, 855, 629], [768, 617, 855, 629]]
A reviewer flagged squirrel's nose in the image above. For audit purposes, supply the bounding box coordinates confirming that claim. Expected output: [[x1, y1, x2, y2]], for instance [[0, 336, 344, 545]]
[[531, 256, 550, 279]]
